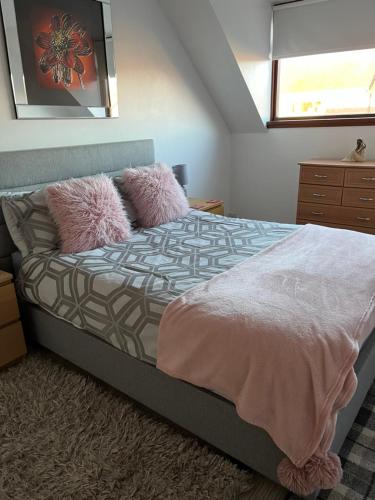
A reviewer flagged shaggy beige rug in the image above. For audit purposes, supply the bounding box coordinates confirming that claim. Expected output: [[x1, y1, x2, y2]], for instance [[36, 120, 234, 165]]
[[0, 349, 287, 500]]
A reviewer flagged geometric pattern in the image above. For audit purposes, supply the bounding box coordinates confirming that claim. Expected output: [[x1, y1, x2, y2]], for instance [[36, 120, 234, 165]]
[[18, 210, 297, 364], [2, 190, 59, 257]]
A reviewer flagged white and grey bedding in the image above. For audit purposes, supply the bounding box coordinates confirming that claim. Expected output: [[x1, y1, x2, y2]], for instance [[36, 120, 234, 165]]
[[18, 210, 297, 364]]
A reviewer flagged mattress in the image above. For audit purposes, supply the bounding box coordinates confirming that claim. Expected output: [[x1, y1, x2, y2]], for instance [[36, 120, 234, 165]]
[[18, 210, 297, 364]]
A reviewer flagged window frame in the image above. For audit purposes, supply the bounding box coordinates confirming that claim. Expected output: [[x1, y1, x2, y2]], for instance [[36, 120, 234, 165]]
[[267, 60, 375, 128]]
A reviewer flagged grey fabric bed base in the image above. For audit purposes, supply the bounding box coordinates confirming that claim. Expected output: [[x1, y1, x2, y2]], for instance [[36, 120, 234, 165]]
[[21, 302, 375, 500]]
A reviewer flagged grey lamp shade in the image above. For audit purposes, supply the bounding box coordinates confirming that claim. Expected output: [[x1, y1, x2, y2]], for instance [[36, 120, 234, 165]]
[[172, 164, 188, 188]]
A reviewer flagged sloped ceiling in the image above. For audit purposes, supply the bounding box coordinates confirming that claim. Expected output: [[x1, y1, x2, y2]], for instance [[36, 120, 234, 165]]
[[159, 0, 272, 133], [210, 0, 273, 126]]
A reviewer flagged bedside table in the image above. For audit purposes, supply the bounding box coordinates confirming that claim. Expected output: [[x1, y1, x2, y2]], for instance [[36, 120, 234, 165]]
[[0, 271, 27, 369], [189, 198, 224, 215]]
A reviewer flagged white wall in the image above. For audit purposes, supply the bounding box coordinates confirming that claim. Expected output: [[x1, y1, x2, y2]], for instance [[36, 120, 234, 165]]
[[159, 0, 263, 133], [232, 127, 375, 223], [210, 0, 272, 125], [0, 0, 231, 206]]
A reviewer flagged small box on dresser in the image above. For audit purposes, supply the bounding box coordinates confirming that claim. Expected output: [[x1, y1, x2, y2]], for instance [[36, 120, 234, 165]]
[[0, 271, 27, 369], [297, 159, 375, 234]]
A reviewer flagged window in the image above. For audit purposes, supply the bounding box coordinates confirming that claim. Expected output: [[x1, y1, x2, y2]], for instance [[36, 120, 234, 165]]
[[269, 48, 375, 127]]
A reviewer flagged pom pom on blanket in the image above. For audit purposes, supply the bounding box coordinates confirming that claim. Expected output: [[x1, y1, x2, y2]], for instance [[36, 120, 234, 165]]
[[305, 452, 342, 490], [277, 452, 342, 496], [277, 458, 310, 497]]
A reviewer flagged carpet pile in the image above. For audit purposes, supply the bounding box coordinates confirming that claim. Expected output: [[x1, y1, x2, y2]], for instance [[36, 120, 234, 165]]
[[0, 349, 373, 499], [0, 349, 286, 500]]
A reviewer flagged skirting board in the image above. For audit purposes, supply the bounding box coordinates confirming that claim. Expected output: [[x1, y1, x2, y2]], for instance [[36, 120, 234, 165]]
[[21, 304, 375, 500]]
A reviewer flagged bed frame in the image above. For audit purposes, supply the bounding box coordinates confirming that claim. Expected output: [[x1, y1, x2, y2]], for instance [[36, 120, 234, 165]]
[[1, 140, 374, 500]]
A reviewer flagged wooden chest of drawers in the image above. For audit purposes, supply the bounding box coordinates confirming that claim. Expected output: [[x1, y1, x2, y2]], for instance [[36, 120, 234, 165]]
[[0, 271, 27, 369], [297, 160, 375, 234]]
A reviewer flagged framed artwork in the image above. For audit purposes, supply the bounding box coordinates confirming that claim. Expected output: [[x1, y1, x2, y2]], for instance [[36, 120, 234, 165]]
[[0, 0, 118, 119]]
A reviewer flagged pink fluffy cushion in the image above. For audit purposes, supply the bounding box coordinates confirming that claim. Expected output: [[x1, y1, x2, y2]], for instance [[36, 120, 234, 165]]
[[45, 175, 131, 253], [122, 164, 189, 228]]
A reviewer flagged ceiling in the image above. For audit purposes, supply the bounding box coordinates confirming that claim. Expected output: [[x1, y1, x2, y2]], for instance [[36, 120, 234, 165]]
[[159, 0, 274, 133]]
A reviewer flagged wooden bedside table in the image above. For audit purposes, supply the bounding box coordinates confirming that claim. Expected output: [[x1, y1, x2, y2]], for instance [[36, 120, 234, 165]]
[[189, 198, 224, 215], [0, 271, 27, 369]]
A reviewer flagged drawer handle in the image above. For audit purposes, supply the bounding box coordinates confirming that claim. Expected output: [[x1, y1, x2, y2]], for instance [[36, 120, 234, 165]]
[[357, 217, 371, 221], [312, 211, 324, 215], [359, 197, 374, 202], [312, 193, 326, 197], [314, 174, 328, 178], [361, 177, 375, 181]]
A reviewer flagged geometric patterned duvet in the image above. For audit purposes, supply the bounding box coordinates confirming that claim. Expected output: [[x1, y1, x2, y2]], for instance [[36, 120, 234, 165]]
[[18, 210, 297, 364]]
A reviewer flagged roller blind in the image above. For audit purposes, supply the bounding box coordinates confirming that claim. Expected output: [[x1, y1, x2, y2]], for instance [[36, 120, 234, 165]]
[[273, 0, 375, 59]]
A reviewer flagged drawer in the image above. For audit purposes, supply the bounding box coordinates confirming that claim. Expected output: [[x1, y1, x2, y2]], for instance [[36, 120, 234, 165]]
[[0, 321, 26, 369], [209, 205, 224, 215], [296, 219, 375, 235], [300, 166, 344, 186], [343, 188, 375, 209], [297, 203, 375, 228], [0, 283, 19, 328], [345, 168, 375, 188], [298, 184, 342, 205]]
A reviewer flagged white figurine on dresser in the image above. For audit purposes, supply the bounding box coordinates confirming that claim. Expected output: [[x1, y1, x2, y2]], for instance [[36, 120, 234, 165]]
[[342, 138, 367, 162]]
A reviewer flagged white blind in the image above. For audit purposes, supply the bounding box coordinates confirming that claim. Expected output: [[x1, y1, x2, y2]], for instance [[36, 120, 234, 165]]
[[273, 0, 375, 59]]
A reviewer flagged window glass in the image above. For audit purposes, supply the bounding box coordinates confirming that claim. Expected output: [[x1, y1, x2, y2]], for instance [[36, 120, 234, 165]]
[[277, 49, 375, 118]]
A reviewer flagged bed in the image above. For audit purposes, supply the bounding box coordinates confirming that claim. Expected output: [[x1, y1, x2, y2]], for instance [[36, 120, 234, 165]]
[[1, 139, 374, 500]]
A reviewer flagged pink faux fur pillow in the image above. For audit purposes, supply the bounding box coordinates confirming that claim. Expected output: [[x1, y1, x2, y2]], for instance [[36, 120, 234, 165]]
[[122, 164, 189, 228], [46, 175, 131, 253]]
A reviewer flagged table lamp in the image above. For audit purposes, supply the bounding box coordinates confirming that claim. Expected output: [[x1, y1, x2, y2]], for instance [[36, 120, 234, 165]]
[[172, 164, 188, 195]]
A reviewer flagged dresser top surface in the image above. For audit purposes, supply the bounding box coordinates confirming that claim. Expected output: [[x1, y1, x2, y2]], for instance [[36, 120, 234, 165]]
[[299, 159, 375, 168]]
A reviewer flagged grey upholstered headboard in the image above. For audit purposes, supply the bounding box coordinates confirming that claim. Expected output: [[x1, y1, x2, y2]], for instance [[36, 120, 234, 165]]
[[0, 139, 155, 273]]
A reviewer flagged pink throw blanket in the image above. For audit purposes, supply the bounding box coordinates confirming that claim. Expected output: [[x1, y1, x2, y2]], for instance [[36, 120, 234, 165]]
[[157, 224, 375, 496]]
